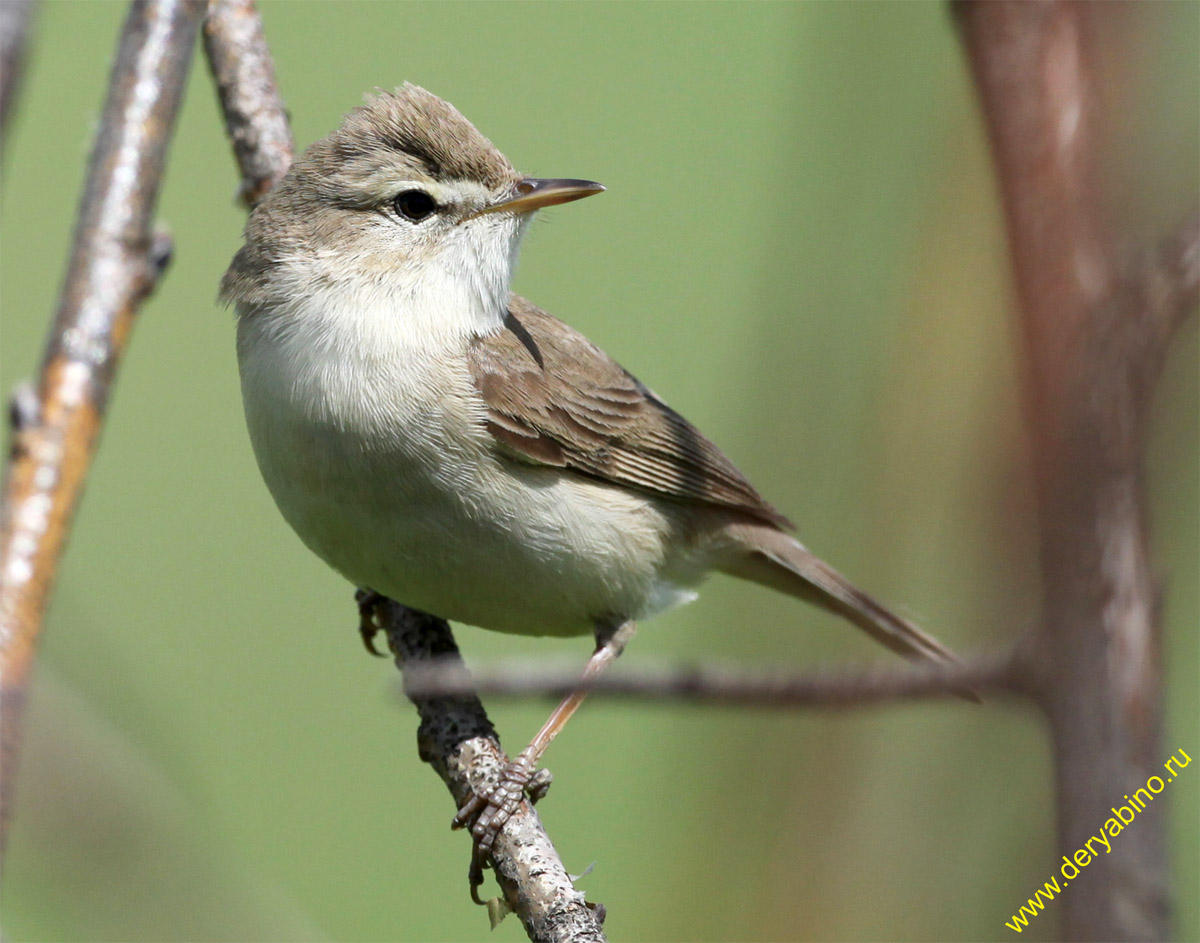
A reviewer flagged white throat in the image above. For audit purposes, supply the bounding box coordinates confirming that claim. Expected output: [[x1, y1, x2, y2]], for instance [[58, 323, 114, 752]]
[[355, 211, 530, 351], [245, 209, 531, 366]]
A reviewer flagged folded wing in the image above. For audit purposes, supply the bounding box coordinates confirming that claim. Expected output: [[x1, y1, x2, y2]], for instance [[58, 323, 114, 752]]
[[467, 295, 791, 529]]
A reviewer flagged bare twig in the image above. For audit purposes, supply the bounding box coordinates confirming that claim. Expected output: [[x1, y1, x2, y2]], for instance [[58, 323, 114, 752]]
[[401, 649, 1025, 707], [372, 600, 607, 943], [956, 3, 1195, 938], [0, 0, 36, 153], [202, 0, 291, 206], [0, 0, 203, 862], [202, 10, 604, 939]]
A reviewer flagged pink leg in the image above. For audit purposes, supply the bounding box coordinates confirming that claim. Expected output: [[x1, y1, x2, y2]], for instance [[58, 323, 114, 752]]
[[453, 621, 637, 893]]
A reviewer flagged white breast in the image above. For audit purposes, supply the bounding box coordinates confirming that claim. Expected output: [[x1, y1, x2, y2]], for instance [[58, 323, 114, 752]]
[[235, 288, 700, 637]]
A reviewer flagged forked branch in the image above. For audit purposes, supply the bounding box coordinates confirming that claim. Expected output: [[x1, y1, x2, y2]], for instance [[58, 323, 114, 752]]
[[956, 2, 1197, 938]]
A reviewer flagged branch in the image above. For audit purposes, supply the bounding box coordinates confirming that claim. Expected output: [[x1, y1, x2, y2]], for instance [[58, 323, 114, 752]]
[[955, 3, 1193, 938], [1141, 209, 1200, 347], [202, 0, 291, 205], [401, 649, 1026, 708], [0, 0, 203, 863], [202, 9, 604, 939], [372, 600, 606, 943]]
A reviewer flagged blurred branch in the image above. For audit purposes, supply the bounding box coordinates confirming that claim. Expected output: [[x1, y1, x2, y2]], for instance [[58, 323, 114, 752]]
[[0, 0, 202, 864], [956, 2, 1197, 938], [1143, 210, 1199, 347], [202, 7, 604, 939], [0, 0, 36, 156], [402, 649, 1025, 708], [201, 0, 291, 205]]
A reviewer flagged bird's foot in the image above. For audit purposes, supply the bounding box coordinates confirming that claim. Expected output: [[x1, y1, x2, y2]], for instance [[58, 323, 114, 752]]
[[453, 750, 552, 900], [355, 588, 387, 657]]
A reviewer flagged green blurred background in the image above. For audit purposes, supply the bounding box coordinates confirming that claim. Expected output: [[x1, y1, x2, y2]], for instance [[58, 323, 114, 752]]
[[1, 3, 1196, 941]]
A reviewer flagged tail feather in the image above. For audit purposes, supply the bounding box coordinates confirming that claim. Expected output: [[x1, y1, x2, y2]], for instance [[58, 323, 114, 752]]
[[720, 523, 962, 669]]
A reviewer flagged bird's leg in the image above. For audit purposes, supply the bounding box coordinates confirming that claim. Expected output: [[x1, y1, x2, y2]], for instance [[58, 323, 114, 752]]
[[453, 620, 637, 886]]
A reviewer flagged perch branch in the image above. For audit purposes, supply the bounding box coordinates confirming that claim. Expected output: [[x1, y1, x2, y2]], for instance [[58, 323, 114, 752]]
[[957, 2, 1196, 938], [370, 599, 607, 943], [203, 8, 604, 938], [0, 0, 202, 862], [401, 648, 1026, 707]]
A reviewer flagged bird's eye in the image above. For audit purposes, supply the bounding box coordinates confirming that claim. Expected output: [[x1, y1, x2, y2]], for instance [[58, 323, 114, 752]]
[[393, 189, 438, 222]]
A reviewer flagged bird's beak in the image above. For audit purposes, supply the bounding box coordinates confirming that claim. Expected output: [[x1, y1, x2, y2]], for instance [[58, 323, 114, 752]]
[[464, 178, 605, 221]]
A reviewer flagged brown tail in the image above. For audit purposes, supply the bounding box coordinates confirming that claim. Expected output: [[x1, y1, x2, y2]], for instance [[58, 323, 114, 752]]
[[720, 523, 962, 669]]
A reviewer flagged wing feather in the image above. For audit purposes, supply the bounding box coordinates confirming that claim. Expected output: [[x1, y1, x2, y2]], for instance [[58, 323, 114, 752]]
[[467, 295, 792, 529]]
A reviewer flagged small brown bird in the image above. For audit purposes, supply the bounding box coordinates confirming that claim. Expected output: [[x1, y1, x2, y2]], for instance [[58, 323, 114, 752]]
[[222, 84, 962, 855]]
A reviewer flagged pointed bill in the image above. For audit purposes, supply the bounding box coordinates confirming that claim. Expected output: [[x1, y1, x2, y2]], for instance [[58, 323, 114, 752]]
[[465, 178, 605, 220]]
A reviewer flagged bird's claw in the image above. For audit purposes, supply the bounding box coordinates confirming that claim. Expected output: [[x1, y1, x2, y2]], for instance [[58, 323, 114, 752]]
[[355, 589, 387, 657], [453, 751, 545, 900], [526, 767, 553, 804]]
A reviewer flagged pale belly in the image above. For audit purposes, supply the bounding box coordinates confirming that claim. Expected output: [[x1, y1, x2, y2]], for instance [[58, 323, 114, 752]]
[[258, 437, 698, 637], [237, 321, 703, 637]]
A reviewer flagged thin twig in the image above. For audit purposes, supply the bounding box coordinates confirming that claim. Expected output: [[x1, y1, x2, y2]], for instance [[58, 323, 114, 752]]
[[202, 11, 605, 939], [401, 649, 1025, 708], [202, 0, 291, 206], [0, 0, 203, 863]]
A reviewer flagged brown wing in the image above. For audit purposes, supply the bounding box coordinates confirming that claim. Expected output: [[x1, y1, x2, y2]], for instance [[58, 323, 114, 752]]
[[466, 295, 792, 529]]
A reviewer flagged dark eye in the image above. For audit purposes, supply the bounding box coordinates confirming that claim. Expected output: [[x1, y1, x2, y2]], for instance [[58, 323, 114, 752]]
[[393, 189, 437, 222]]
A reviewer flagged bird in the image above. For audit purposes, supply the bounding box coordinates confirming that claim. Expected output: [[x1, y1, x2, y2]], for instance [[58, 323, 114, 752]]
[[221, 83, 963, 864]]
